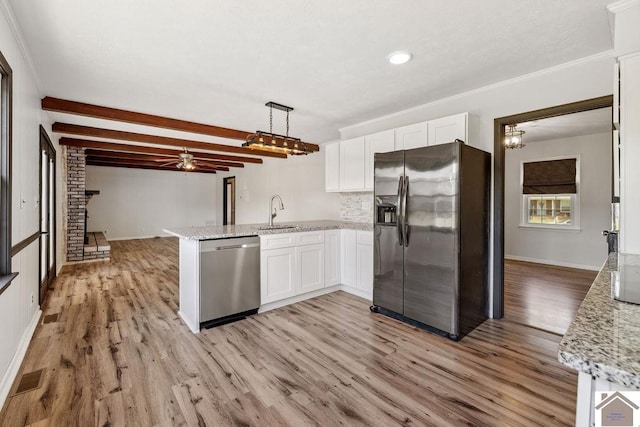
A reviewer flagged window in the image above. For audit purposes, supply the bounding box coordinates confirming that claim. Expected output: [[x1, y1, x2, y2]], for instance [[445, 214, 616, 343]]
[[521, 157, 579, 229], [0, 50, 13, 287]]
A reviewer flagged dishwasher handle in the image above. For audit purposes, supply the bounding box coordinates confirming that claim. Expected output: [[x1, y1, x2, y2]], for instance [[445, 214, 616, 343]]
[[202, 242, 260, 252]]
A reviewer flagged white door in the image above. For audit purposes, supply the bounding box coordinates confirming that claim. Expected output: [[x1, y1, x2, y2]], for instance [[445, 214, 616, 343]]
[[296, 243, 325, 294], [325, 142, 340, 192], [357, 243, 374, 293], [341, 229, 357, 287], [365, 130, 395, 190], [428, 112, 467, 145], [260, 247, 296, 304], [395, 121, 429, 150], [339, 137, 366, 191], [324, 230, 341, 286]]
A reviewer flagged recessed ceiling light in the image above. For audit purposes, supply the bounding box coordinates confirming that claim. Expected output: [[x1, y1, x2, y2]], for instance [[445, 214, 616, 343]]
[[388, 51, 412, 65]]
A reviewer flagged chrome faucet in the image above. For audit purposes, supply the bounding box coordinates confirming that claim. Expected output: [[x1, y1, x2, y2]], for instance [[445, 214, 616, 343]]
[[269, 194, 285, 226]]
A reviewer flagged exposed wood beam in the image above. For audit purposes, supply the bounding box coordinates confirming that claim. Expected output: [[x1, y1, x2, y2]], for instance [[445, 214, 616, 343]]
[[84, 149, 244, 169], [53, 123, 288, 159], [59, 137, 262, 164], [43, 97, 319, 151], [86, 159, 218, 174], [86, 156, 227, 171]]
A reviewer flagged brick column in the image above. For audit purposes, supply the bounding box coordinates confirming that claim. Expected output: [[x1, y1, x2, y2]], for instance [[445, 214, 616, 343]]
[[66, 147, 86, 261]]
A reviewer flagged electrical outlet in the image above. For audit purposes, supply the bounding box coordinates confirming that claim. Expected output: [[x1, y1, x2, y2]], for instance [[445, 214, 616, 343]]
[[30, 293, 34, 305]]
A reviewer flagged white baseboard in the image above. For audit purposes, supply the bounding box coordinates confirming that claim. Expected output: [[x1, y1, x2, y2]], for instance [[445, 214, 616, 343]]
[[0, 309, 42, 408], [339, 285, 373, 302], [259, 285, 342, 313], [504, 255, 600, 271]]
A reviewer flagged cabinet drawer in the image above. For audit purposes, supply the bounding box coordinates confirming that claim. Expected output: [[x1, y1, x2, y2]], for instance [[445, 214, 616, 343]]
[[260, 230, 325, 250], [260, 234, 297, 250], [357, 230, 373, 245], [298, 231, 324, 245]]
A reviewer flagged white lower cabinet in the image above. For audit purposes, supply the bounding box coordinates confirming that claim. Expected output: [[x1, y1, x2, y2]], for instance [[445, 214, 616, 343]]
[[297, 243, 324, 294], [341, 229, 373, 295], [260, 247, 296, 304], [341, 229, 357, 287], [325, 229, 341, 286], [260, 231, 326, 305]]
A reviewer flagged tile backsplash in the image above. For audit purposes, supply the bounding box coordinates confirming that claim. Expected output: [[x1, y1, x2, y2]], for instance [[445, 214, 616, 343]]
[[340, 192, 374, 223]]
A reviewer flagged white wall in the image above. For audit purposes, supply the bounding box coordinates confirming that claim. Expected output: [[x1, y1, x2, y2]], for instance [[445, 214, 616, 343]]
[[0, 2, 58, 407], [217, 152, 341, 225], [340, 52, 615, 316], [86, 166, 217, 240], [504, 132, 611, 270]]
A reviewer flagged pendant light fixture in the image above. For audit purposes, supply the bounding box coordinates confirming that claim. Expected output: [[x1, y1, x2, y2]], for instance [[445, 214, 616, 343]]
[[243, 102, 313, 156], [504, 124, 525, 149]]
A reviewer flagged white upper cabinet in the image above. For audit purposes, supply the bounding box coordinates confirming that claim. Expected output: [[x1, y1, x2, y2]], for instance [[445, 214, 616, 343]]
[[325, 142, 340, 192], [394, 121, 429, 150], [325, 112, 468, 192], [339, 137, 366, 191], [364, 130, 395, 190], [428, 112, 468, 145]]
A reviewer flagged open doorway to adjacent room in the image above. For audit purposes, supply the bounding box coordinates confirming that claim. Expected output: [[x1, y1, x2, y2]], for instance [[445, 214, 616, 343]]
[[493, 96, 614, 334], [223, 176, 236, 225]]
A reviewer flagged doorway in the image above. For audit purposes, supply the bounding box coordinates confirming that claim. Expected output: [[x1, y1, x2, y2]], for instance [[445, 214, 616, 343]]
[[223, 177, 236, 225], [39, 125, 56, 305], [492, 95, 613, 318]]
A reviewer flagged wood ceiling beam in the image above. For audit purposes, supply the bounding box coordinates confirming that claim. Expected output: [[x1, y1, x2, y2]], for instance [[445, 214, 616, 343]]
[[86, 156, 228, 171], [86, 159, 219, 174], [43, 97, 319, 152], [52, 123, 288, 159], [59, 137, 262, 164], [84, 149, 244, 169]]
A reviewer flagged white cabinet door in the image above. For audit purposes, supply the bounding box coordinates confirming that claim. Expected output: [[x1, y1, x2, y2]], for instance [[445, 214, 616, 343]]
[[394, 121, 429, 150], [296, 243, 325, 294], [324, 230, 341, 286], [365, 130, 395, 190], [341, 229, 357, 287], [339, 137, 366, 191], [356, 232, 373, 293], [428, 112, 467, 146], [325, 142, 340, 192], [260, 247, 296, 304]]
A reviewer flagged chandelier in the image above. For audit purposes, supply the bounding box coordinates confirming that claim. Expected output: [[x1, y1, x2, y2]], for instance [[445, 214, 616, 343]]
[[504, 124, 525, 149], [242, 102, 313, 155]]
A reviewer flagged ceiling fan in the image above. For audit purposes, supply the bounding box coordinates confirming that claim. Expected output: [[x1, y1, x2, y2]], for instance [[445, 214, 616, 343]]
[[158, 148, 219, 171]]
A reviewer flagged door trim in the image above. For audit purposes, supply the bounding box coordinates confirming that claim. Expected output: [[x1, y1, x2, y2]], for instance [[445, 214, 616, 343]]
[[39, 125, 56, 304], [492, 95, 612, 318]]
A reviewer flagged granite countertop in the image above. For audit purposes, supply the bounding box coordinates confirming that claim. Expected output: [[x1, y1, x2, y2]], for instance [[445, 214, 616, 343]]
[[163, 219, 373, 240], [558, 253, 640, 389]]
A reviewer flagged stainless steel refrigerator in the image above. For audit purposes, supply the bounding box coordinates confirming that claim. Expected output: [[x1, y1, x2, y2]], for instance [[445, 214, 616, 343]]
[[371, 140, 490, 341]]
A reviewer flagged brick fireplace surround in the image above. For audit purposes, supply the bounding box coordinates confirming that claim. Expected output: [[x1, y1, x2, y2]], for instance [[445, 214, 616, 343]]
[[65, 146, 110, 262]]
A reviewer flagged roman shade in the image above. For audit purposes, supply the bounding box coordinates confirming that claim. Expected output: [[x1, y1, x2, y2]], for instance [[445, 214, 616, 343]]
[[523, 158, 577, 194]]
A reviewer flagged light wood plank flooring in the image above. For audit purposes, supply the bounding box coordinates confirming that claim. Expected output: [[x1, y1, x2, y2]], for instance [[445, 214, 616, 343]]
[[1, 238, 582, 426], [504, 259, 596, 335]]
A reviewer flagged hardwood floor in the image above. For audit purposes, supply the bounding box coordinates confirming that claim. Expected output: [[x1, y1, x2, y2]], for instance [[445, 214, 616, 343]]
[[0, 238, 581, 426], [504, 259, 596, 335]]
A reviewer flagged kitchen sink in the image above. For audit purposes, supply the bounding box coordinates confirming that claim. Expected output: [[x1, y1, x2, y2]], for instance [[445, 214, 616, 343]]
[[256, 224, 299, 230]]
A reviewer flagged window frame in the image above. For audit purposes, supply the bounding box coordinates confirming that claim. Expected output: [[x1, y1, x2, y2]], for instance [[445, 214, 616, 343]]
[[0, 50, 16, 294], [519, 155, 581, 231]]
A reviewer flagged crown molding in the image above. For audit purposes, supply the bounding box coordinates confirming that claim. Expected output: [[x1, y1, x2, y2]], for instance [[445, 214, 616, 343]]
[[339, 50, 615, 135], [0, 0, 43, 94], [607, 0, 640, 14]]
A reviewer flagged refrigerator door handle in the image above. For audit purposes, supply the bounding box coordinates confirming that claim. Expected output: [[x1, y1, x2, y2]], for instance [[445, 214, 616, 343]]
[[396, 176, 404, 246], [402, 176, 409, 247]]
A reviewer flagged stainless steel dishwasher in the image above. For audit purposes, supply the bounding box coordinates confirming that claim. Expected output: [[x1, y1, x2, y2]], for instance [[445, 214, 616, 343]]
[[199, 236, 260, 328]]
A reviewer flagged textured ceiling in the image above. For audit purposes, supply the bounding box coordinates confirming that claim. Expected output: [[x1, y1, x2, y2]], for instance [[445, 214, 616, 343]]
[[518, 107, 612, 143], [6, 0, 616, 143]]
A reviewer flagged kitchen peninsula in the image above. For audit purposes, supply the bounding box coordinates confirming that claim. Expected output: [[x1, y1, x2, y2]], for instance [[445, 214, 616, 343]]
[[558, 253, 640, 426], [164, 220, 373, 333]]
